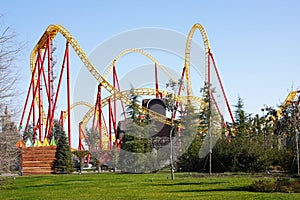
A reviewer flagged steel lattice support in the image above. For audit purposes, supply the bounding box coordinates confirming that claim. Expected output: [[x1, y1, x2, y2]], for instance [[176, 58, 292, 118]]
[[19, 38, 72, 145]]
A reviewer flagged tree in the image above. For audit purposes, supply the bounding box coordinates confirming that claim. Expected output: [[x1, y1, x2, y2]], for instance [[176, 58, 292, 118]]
[[73, 150, 90, 174], [0, 107, 20, 173], [0, 16, 23, 114], [274, 101, 300, 175], [177, 104, 202, 172], [118, 89, 153, 173], [52, 122, 74, 174], [165, 79, 183, 180], [0, 16, 23, 174], [85, 128, 104, 172], [211, 98, 275, 173], [177, 82, 221, 173]]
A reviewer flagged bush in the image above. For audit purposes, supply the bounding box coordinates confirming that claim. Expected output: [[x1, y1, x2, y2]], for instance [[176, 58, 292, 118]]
[[0, 177, 14, 190], [249, 178, 300, 193], [249, 180, 276, 192]]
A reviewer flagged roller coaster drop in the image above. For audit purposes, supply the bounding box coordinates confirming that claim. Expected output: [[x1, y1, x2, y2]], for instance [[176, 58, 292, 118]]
[[18, 23, 235, 152]]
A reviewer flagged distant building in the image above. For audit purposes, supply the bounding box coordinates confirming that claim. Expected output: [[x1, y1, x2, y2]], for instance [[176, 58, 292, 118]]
[[0, 106, 17, 133]]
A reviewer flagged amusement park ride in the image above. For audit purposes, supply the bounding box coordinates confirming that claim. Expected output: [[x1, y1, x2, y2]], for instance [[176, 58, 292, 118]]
[[18, 23, 236, 154]]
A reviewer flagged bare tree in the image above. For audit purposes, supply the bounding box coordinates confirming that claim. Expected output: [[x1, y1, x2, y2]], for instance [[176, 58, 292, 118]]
[[0, 15, 23, 114], [0, 16, 23, 173]]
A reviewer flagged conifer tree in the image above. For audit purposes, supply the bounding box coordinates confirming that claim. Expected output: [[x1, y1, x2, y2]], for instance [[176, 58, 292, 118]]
[[52, 124, 74, 174], [118, 89, 153, 173]]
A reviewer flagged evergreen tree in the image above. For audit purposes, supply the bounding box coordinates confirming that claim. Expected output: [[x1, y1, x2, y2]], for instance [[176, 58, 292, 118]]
[[176, 82, 220, 173], [52, 123, 74, 174], [212, 99, 274, 173], [177, 104, 203, 172], [118, 89, 153, 173], [274, 101, 300, 174]]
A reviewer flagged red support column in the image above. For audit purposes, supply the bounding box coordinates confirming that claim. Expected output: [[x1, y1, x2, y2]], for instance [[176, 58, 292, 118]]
[[25, 51, 44, 136], [32, 63, 36, 139], [47, 36, 53, 138], [38, 62, 42, 140], [113, 65, 117, 126], [113, 65, 126, 119], [209, 51, 235, 124], [59, 110, 65, 129], [92, 98, 98, 130], [173, 67, 186, 118], [208, 50, 211, 89], [19, 56, 38, 132], [108, 98, 112, 150], [155, 63, 159, 99], [98, 83, 102, 150], [78, 122, 84, 150], [92, 83, 103, 149], [66, 42, 71, 146]]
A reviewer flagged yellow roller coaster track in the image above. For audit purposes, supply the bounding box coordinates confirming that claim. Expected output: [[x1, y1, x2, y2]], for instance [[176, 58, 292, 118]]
[[184, 23, 210, 96], [30, 24, 177, 127], [81, 87, 206, 131], [277, 91, 300, 118], [62, 101, 93, 120], [103, 48, 176, 82]]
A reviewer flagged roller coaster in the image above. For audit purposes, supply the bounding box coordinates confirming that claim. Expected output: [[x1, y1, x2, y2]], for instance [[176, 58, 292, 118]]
[[18, 23, 235, 152]]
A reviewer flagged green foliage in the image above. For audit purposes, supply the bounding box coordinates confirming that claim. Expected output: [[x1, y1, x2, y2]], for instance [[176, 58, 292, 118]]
[[177, 105, 203, 172], [72, 150, 90, 169], [126, 88, 142, 121], [22, 124, 33, 142], [52, 123, 74, 174], [0, 177, 14, 190], [210, 98, 277, 173], [118, 89, 154, 172], [52, 120, 65, 140]]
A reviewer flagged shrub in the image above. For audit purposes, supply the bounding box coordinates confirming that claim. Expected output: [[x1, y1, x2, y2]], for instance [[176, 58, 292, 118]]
[[249, 180, 276, 192], [249, 178, 300, 193]]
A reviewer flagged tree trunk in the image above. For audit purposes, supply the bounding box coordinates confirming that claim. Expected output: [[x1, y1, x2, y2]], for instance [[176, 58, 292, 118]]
[[170, 120, 175, 180]]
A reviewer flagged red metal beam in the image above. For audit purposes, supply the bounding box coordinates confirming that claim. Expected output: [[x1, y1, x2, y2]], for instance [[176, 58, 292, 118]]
[[46, 36, 53, 138], [209, 51, 235, 124], [113, 65, 126, 119], [47, 42, 69, 139], [113, 65, 117, 126], [37, 51, 42, 140], [19, 58, 37, 131], [173, 67, 186, 118], [66, 42, 71, 145], [24, 51, 44, 135], [98, 83, 102, 149], [155, 63, 159, 99], [78, 122, 84, 150], [108, 98, 117, 150], [59, 110, 65, 129]]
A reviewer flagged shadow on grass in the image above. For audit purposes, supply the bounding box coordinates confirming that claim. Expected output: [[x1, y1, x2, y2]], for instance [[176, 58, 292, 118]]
[[24, 183, 57, 188], [171, 186, 249, 193], [23, 179, 96, 189], [152, 181, 227, 187]]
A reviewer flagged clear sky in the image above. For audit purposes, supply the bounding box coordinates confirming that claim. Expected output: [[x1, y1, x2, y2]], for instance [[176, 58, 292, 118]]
[[1, 0, 300, 117]]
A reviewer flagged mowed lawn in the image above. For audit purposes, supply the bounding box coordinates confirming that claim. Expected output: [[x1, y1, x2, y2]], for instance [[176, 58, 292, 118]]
[[1, 172, 300, 200]]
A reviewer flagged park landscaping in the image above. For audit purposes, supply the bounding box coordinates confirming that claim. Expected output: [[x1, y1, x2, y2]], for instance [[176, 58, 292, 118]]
[[1, 172, 300, 200]]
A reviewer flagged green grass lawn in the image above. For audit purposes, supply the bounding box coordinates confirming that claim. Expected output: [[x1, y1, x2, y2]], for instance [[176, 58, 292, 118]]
[[1, 172, 300, 200]]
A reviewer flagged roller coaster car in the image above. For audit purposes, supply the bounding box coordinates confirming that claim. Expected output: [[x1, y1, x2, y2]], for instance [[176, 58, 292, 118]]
[[116, 98, 173, 140]]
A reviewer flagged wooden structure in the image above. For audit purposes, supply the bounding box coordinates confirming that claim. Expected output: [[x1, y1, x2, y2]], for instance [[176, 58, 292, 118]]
[[21, 146, 56, 175]]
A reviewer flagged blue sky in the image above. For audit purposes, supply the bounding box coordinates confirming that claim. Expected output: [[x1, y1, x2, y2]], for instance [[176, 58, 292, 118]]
[[1, 0, 300, 117]]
